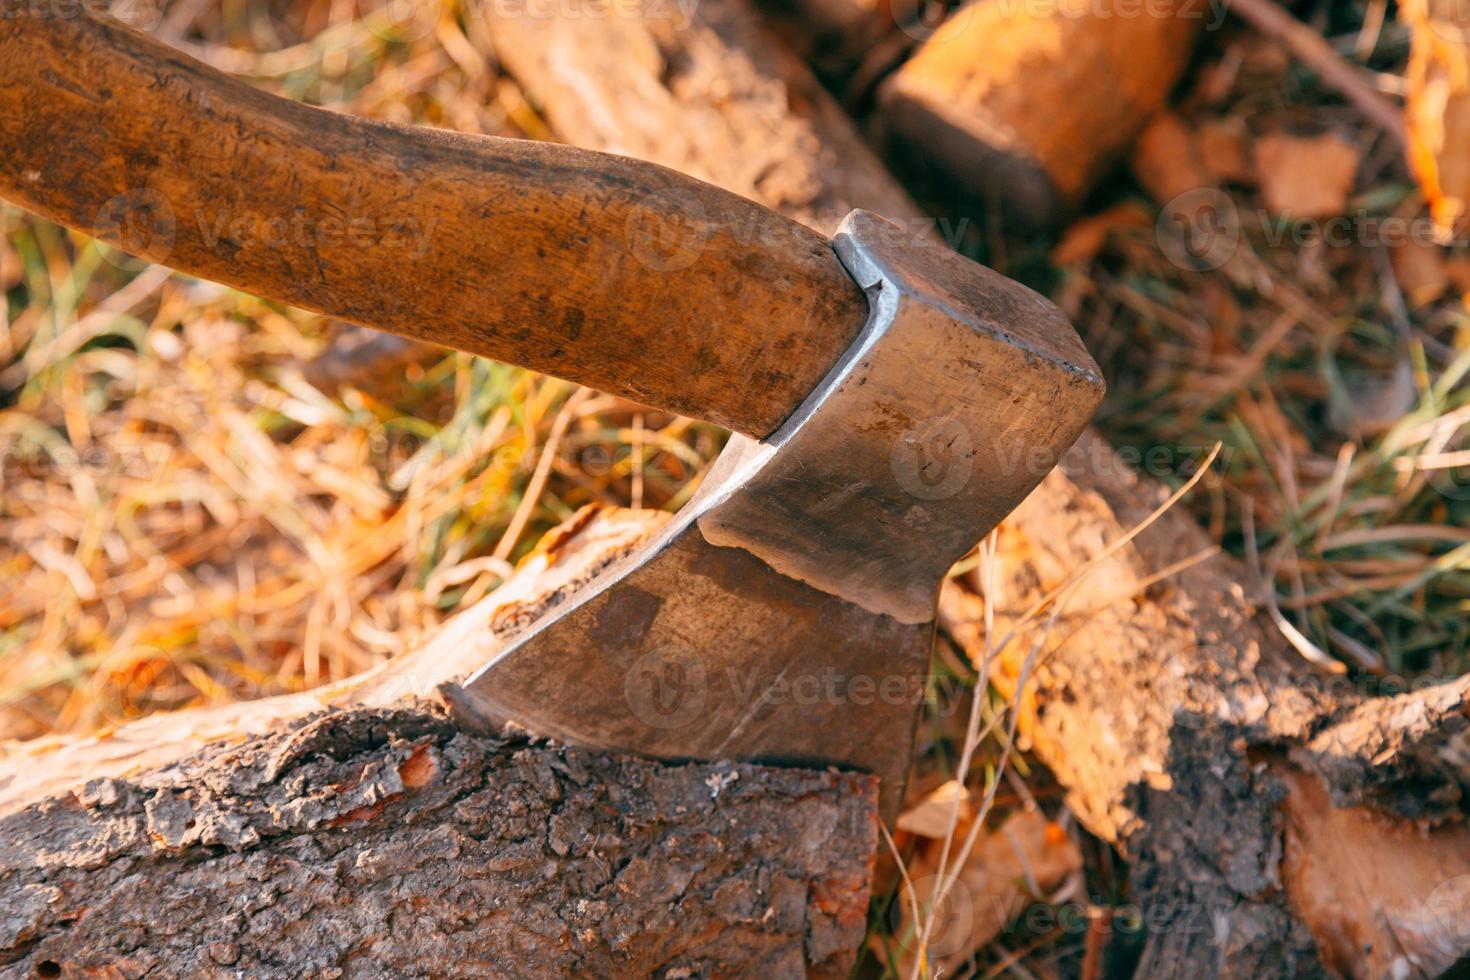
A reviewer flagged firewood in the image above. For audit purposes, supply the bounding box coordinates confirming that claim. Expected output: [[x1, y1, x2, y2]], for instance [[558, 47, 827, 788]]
[[941, 434, 1470, 978], [484, 2, 923, 232], [875, 0, 1206, 226], [483, 2, 1470, 974], [0, 508, 877, 976]]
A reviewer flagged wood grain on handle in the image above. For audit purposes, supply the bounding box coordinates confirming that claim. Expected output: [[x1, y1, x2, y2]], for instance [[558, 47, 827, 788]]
[[0, 11, 871, 438]]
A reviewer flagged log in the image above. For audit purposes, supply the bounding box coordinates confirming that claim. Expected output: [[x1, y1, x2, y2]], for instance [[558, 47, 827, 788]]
[[0, 509, 878, 977], [942, 434, 1470, 978], [484, 2, 923, 234], [481, 3, 1470, 975], [875, 0, 1206, 227], [6, 4, 1465, 975]]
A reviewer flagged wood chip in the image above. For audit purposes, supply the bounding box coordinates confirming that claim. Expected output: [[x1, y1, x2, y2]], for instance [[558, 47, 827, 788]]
[[896, 779, 973, 838]]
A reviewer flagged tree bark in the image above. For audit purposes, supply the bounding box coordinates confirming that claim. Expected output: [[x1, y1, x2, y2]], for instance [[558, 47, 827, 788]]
[[0, 509, 877, 977], [484, 1, 924, 234], [482, 3, 1470, 976], [942, 434, 1470, 978]]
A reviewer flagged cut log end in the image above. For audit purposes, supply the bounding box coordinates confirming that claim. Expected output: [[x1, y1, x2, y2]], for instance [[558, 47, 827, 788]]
[[873, 0, 1206, 225]]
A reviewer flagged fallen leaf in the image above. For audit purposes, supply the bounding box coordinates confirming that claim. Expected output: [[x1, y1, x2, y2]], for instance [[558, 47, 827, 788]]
[[1253, 132, 1361, 219], [897, 779, 973, 839], [1391, 240, 1451, 306], [1130, 112, 1214, 207], [1278, 766, 1470, 979], [892, 810, 1083, 976]]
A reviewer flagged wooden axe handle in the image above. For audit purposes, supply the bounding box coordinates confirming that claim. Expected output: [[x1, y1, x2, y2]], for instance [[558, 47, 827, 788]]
[[0, 12, 870, 438]]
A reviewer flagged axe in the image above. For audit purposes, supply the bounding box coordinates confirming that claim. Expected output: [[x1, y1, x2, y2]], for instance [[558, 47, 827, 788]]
[[0, 11, 1103, 822]]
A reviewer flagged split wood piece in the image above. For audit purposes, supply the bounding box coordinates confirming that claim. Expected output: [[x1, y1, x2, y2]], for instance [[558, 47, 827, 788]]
[[874, 0, 1208, 227], [940, 431, 1470, 978], [484, 0, 924, 234], [482, 3, 1470, 974], [0, 508, 877, 977]]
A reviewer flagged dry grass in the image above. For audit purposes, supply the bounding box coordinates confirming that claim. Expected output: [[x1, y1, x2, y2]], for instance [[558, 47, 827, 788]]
[[0, 0, 725, 738], [1058, 23, 1470, 680]]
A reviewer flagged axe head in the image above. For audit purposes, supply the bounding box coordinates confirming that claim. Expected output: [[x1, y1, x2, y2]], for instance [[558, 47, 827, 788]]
[[460, 211, 1103, 821]]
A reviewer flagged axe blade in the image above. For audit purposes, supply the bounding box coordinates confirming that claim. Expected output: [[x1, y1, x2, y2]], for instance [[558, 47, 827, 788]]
[[461, 211, 1104, 821]]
